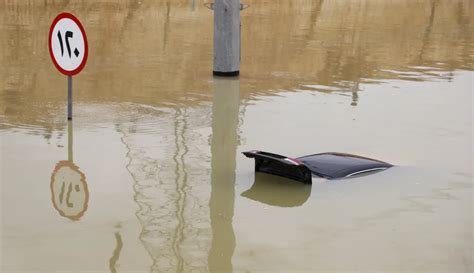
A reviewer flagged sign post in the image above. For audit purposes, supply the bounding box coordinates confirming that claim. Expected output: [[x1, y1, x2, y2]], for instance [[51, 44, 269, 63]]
[[49, 12, 88, 120]]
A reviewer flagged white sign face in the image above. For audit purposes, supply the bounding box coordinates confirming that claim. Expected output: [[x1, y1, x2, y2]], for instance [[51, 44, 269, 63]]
[[49, 13, 88, 76]]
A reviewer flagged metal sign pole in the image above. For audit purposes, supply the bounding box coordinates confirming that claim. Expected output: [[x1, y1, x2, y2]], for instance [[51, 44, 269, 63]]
[[67, 75, 72, 120], [68, 120, 73, 162]]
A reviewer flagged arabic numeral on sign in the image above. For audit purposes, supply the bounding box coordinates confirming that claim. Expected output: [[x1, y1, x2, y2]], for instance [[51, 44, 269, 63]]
[[57, 30, 79, 58]]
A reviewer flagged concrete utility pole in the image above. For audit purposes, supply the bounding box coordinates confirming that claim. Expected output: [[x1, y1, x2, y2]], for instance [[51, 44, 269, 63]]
[[213, 0, 240, 76]]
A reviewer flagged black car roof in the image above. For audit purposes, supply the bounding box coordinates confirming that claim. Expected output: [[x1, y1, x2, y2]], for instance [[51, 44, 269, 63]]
[[243, 150, 393, 183], [297, 153, 393, 179]]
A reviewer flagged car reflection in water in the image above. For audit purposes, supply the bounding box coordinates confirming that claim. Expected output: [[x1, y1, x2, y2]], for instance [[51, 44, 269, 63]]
[[242, 173, 311, 208]]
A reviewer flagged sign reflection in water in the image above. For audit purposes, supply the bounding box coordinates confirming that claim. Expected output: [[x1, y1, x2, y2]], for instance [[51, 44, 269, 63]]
[[50, 121, 89, 221]]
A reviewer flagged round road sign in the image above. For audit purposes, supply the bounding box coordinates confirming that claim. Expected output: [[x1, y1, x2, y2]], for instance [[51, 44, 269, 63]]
[[49, 13, 88, 76]]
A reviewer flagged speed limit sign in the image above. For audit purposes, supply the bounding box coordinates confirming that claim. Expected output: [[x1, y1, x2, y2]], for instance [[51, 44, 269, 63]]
[[49, 12, 88, 120], [48, 13, 88, 76]]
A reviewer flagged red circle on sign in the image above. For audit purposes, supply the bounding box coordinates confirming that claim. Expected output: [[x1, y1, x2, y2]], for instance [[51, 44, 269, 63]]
[[48, 12, 88, 76]]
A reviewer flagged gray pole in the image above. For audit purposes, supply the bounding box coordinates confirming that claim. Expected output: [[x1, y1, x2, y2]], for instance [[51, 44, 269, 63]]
[[213, 0, 240, 76], [67, 120, 73, 162], [67, 75, 73, 120]]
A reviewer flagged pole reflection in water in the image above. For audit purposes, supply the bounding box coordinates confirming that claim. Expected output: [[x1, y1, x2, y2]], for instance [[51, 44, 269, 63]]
[[350, 82, 359, 107], [351, 90, 359, 107], [120, 106, 204, 272], [109, 230, 123, 273], [119, 79, 241, 271], [170, 107, 188, 273], [208, 77, 240, 273], [242, 173, 311, 208], [50, 121, 89, 221]]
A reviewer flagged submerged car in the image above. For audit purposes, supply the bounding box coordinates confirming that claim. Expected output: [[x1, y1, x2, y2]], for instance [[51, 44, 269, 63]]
[[243, 150, 393, 184]]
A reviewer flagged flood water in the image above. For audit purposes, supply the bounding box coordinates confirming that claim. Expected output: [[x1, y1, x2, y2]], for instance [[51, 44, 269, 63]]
[[1, 0, 473, 272]]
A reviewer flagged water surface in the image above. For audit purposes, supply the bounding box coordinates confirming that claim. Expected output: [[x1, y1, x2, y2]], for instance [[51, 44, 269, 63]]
[[1, 0, 473, 272]]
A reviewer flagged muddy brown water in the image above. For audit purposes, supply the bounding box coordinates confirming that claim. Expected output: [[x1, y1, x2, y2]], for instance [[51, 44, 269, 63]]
[[1, 0, 473, 272]]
